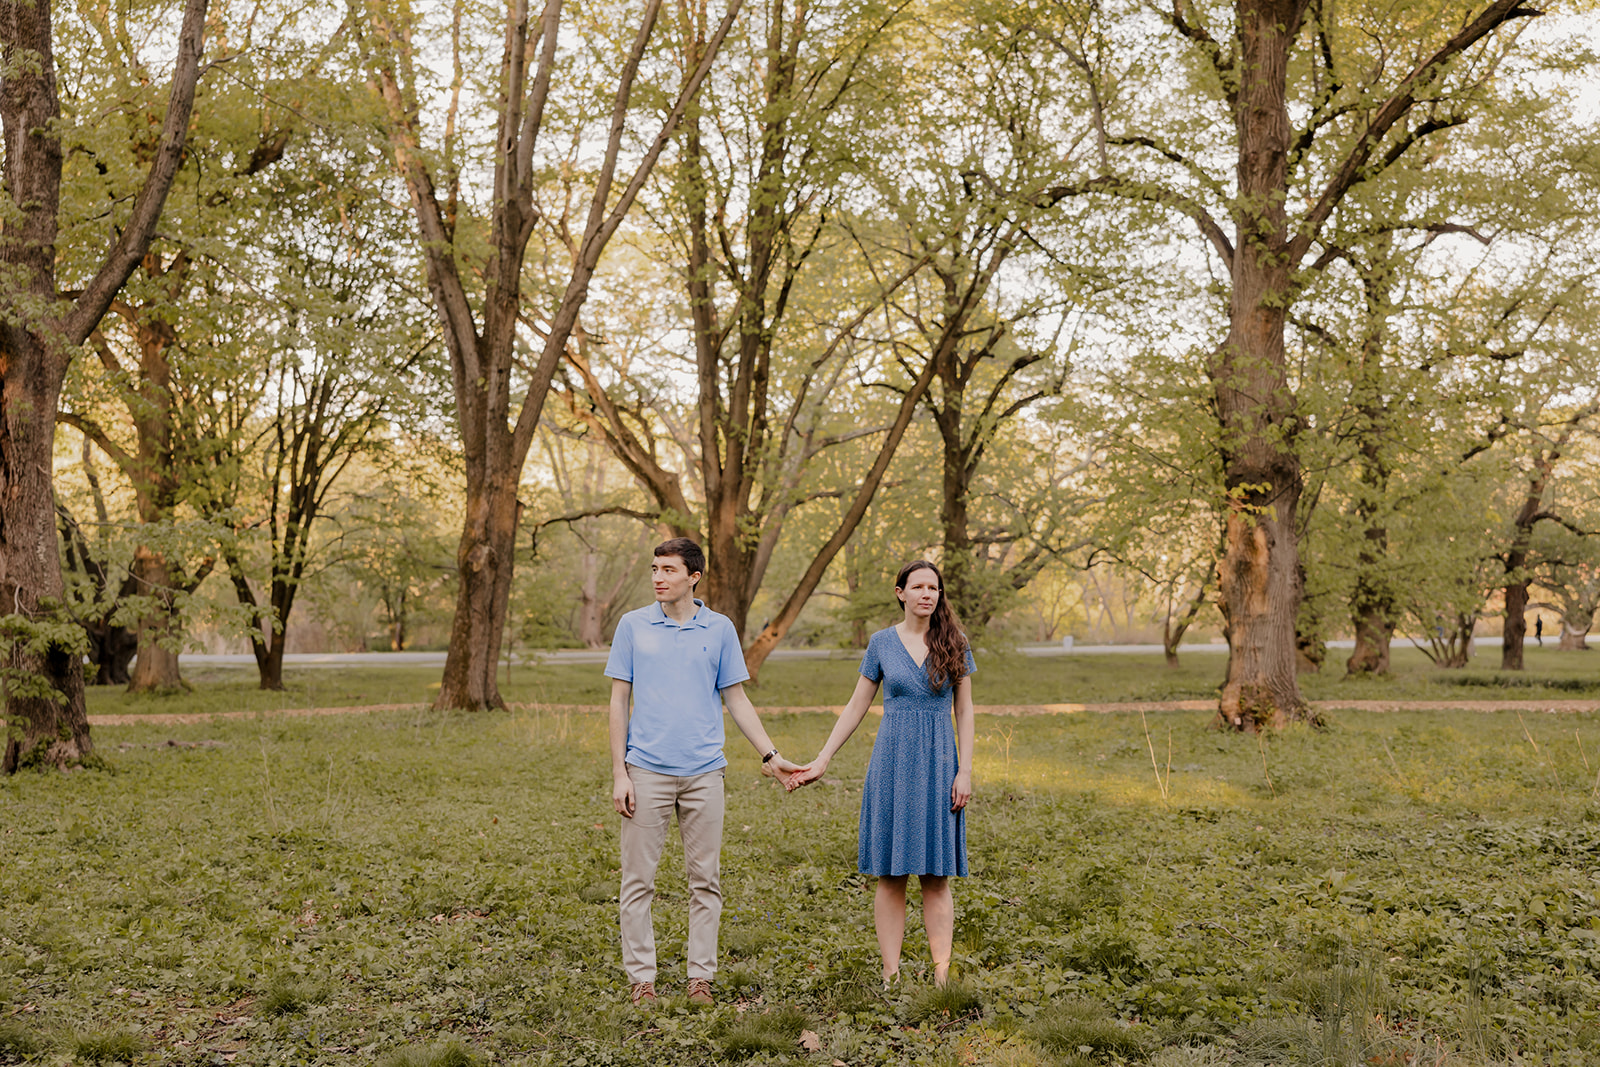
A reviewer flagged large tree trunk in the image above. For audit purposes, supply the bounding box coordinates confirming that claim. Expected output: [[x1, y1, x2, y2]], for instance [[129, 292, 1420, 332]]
[[436, 475, 521, 710], [1501, 577, 1529, 670], [1559, 618, 1591, 651], [127, 547, 185, 690], [1212, 0, 1309, 731], [1346, 601, 1393, 675], [1, 357, 92, 772], [0, 0, 90, 771]]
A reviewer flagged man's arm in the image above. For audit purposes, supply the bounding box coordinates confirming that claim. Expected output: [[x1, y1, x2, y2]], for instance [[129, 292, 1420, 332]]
[[721, 682, 806, 776], [609, 678, 636, 816]]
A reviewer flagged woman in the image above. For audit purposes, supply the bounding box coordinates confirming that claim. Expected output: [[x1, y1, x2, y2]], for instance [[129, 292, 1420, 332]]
[[787, 560, 975, 986]]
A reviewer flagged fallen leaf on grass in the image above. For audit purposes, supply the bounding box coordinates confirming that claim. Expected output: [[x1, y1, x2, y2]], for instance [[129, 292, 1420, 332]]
[[799, 1028, 821, 1051]]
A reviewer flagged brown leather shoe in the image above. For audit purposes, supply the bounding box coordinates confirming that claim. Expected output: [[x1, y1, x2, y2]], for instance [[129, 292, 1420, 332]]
[[686, 978, 714, 1007], [630, 981, 658, 1008]]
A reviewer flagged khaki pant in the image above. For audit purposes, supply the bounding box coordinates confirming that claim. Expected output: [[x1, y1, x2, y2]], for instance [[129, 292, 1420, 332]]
[[619, 765, 724, 984]]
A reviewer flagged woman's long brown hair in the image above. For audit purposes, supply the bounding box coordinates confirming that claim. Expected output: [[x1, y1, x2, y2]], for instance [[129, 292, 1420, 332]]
[[895, 560, 969, 691]]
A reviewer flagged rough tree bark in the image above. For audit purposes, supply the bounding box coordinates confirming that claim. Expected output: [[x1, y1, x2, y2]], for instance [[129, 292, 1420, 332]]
[[363, 0, 741, 709], [1, 0, 207, 772]]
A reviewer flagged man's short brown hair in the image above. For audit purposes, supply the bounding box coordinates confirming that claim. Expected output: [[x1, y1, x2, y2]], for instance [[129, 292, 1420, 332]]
[[654, 537, 706, 582]]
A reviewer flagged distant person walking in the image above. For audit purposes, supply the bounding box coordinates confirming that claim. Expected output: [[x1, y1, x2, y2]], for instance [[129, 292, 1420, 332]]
[[606, 537, 805, 1009], [787, 560, 975, 987], [1536, 616, 1544, 645]]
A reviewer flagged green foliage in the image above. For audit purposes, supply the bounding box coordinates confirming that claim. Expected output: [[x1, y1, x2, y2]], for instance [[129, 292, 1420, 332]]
[[69, 1027, 146, 1062], [257, 974, 331, 1016], [1029, 998, 1148, 1059], [376, 1040, 480, 1067], [0, 1017, 47, 1058], [0, 611, 88, 706], [10, 671, 1600, 1063], [716, 1004, 810, 1058], [903, 979, 982, 1026]]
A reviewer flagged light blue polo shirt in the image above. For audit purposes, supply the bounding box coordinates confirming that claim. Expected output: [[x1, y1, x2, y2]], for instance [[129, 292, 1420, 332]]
[[604, 599, 751, 777]]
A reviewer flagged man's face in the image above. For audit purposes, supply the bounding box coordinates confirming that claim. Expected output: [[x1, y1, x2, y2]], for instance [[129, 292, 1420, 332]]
[[652, 555, 699, 603]]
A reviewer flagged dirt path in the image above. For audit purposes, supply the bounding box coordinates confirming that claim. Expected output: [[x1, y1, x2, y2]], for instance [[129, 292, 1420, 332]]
[[76, 697, 1600, 727]]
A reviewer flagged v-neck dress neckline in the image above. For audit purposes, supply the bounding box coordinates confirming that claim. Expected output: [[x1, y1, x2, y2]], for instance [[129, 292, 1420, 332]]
[[892, 624, 930, 669]]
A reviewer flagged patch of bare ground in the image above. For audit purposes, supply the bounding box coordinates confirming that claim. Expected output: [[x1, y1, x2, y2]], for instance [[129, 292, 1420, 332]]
[[68, 698, 1600, 727]]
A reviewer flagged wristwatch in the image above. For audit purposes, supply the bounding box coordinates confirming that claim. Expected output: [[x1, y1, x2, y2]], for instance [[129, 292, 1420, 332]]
[[761, 748, 779, 764]]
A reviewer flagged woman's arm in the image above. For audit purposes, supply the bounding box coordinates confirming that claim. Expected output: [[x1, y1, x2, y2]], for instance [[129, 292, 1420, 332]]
[[786, 674, 881, 789], [951, 674, 974, 811]]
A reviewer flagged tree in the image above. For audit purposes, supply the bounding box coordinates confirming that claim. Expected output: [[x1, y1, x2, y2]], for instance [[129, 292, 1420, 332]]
[[1026, 0, 1544, 727], [51, 0, 344, 691], [1, 0, 207, 772], [555, 1, 943, 674], [358, 0, 742, 710], [220, 130, 436, 689]]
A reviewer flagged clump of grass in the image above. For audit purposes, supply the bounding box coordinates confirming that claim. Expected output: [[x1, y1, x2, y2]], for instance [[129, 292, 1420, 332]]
[[257, 974, 332, 1016], [1147, 1047, 1232, 1067], [577, 882, 615, 904], [1029, 998, 1147, 1060], [721, 924, 773, 958], [904, 979, 982, 1026], [0, 1018, 48, 1058], [378, 1038, 481, 1067], [70, 1028, 147, 1063], [721, 962, 760, 995], [717, 1004, 810, 1058]]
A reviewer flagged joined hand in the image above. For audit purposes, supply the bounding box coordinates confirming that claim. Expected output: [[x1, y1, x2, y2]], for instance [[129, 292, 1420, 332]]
[[762, 754, 808, 779]]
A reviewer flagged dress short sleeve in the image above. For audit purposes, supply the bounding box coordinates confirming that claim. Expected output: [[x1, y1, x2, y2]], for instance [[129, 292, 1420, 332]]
[[859, 632, 884, 682], [963, 646, 976, 679]]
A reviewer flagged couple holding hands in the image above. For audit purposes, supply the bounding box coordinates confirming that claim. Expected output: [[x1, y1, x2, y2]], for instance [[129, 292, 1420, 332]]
[[606, 539, 976, 1008]]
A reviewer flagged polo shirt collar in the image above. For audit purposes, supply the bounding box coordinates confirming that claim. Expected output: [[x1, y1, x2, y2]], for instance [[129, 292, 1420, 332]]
[[650, 598, 709, 629]]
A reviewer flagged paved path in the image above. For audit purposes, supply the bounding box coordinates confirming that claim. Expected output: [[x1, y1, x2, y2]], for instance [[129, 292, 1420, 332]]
[[81, 696, 1600, 727]]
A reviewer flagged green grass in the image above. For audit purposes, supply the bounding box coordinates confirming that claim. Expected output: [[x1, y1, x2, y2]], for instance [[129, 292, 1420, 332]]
[[84, 643, 1600, 717], [10, 694, 1600, 1063]]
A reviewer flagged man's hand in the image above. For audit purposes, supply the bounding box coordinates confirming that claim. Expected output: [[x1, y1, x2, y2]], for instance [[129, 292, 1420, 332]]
[[759, 753, 805, 780], [613, 773, 636, 818], [765, 754, 808, 779], [785, 756, 829, 791]]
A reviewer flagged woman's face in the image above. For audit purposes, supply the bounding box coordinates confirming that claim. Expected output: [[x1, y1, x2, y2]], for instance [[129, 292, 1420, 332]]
[[897, 569, 941, 619]]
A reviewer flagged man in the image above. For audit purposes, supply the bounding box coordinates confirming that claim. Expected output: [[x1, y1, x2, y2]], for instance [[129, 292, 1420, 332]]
[[605, 537, 804, 1009]]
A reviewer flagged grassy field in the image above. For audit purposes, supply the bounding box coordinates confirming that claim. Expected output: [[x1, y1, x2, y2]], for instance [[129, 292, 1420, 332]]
[[80, 644, 1600, 717], [7, 691, 1600, 1065]]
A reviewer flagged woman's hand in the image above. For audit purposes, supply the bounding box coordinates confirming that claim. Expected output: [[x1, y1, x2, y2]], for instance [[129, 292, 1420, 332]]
[[951, 770, 972, 812], [786, 756, 829, 791]]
